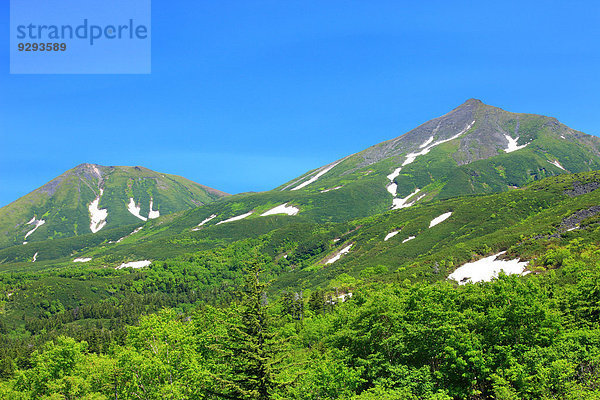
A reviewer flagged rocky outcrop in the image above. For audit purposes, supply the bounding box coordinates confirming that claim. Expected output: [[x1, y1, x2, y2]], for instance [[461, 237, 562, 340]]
[[564, 181, 600, 197]]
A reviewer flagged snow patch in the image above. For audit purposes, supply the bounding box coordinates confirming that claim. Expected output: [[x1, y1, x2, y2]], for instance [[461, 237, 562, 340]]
[[326, 244, 353, 264], [429, 212, 452, 228], [291, 161, 341, 191], [403, 121, 475, 166], [392, 189, 421, 210], [420, 136, 434, 148], [386, 182, 398, 196], [117, 260, 152, 269], [89, 189, 108, 233], [560, 135, 566, 139], [548, 160, 566, 171], [117, 226, 143, 243], [216, 211, 253, 225], [193, 214, 217, 230], [32, 252, 38, 262], [320, 186, 343, 193], [503, 134, 528, 153], [261, 203, 299, 216], [402, 236, 415, 243], [24, 219, 45, 240], [384, 231, 399, 241], [448, 252, 529, 284], [387, 167, 402, 182], [127, 198, 148, 221], [385, 167, 403, 196], [148, 198, 160, 219], [27, 216, 36, 224], [73, 257, 92, 263]]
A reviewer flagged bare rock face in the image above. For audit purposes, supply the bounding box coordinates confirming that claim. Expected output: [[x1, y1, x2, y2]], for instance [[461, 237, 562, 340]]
[[564, 181, 600, 197], [559, 206, 600, 231]]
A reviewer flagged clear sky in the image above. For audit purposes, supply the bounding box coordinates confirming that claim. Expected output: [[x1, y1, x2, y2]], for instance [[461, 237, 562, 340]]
[[1, 1, 600, 207]]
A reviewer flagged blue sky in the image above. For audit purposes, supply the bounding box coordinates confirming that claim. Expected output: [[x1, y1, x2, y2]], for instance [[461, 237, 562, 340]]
[[1, 1, 600, 207]]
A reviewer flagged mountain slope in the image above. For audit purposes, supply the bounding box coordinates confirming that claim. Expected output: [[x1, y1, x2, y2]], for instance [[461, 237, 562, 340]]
[[4, 171, 599, 282], [2, 99, 599, 258], [101, 99, 600, 238], [0, 163, 228, 248], [277, 99, 600, 204]]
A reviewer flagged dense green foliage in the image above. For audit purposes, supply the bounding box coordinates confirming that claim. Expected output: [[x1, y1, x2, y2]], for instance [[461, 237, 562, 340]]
[[1, 241, 600, 399]]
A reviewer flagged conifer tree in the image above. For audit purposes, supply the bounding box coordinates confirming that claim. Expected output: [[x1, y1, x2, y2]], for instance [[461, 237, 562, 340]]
[[215, 260, 288, 400]]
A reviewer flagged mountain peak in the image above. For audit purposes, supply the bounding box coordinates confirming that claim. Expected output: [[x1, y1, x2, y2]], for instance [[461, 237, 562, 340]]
[[0, 164, 229, 247], [452, 98, 484, 112]]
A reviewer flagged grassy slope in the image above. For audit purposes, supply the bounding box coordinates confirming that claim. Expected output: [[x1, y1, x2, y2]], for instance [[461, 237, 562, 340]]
[[1, 171, 600, 334], [3, 172, 599, 283]]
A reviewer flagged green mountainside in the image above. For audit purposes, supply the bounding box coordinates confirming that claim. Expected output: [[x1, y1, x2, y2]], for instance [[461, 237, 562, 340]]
[[1, 100, 600, 398], [50, 99, 594, 244], [0, 163, 228, 249], [3, 170, 599, 281], [1, 171, 600, 398]]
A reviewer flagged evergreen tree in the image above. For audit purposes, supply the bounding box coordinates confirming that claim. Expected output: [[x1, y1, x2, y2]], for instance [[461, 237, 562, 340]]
[[215, 260, 288, 400]]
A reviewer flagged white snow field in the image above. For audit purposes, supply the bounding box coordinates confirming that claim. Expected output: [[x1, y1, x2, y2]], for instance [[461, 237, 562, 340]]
[[384, 231, 399, 241], [448, 252, 529, 284], [387, 167, 402, 182], [503, 134, 528, 153], [73, 257, 92, 263], [548, 160, 566, 171], [291, 161, 341, 191], [392, 188, 421, 210], [429, 212, 452, 228], [117, 260, 152, 269], [89, 189, 108, 233], [216, 211, 253, 225], [326, 244, 353, 264], [386, 182, 398, 196], [320, 186, 343, 193], [420, 136, 434, 148], [24, 218, 46, 240], [403, 121, 475, 166], [402, 236, 416, 243], [148, 198, 160, 219], [193, 214, 217, 230], [261, 203, 300, 216], [127, 198, 148, 221], [32, 252, 38, 262], [386, 167, 403, 196]]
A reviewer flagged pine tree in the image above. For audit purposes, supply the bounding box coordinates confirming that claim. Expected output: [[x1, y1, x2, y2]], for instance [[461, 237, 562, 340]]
[[215, 260, 289, 400]]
